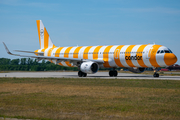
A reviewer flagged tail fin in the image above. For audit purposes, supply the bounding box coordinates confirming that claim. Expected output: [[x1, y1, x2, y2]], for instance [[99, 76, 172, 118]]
[[36, 20, 56, 49]]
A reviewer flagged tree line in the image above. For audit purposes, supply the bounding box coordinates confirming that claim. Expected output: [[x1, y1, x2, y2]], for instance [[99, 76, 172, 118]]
[[0, 58, 79, 71]]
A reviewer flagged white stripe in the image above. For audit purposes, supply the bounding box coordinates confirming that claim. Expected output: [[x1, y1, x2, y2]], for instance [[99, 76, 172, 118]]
[[69, 47, 77, 59], [60, 61, 68, 66], [40, 21, 44, 49], [60, 47, 68, 58], [131, 45, 141, 67], [79, 46, 87, 59], [143, 45, 153, 67], [44, 48, 51, 56], [120, 45, 129, 67], [48, 37, 53, 48], [156, 46, 166, 67], [109, 46, 117, 67], [88, 46, 96, 60], [98, 46, 107, 68], [51, 48, 58, 57]]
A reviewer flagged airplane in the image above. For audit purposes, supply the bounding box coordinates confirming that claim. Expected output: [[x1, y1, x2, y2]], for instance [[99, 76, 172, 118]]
[[3, 20, 178, 77]]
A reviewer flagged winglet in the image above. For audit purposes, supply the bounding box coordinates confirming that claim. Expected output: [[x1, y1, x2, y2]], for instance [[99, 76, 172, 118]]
[[2, 42, 12, 55]]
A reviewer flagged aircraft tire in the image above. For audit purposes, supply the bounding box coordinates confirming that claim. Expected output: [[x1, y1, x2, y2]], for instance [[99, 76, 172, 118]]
[[78, 71, 87, 77], [153, 73, 159, 77], [113, 70, 118, 77], [109, 70, 118, 77], [82, 73, 87, 77], [109, 70, 114, 77], [78, 71, 83, 77]]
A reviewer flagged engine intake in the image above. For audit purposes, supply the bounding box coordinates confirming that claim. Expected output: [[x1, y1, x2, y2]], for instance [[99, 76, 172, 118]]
[[80, 61, 99, 74], [128, 67, 145, 73]]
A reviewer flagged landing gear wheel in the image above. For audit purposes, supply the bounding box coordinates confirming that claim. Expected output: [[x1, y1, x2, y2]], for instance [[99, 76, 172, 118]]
[[153, 67, 159, 78], [78, 71, 83, 77], [153, 73, 159, 77], [114, 70, 118, 77], [82, 73, 87, 77], [78, 71, 87, 77], [109, 70, 118, 77], [109, 71, 114, 77]]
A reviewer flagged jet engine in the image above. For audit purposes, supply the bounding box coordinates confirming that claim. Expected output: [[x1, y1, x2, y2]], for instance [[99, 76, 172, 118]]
[[80, 61, 99, 74], [128, 67, 145, 73]]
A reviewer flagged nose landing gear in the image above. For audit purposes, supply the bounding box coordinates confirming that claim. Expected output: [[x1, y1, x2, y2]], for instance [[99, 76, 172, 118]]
[[153, 68, 159, 77]]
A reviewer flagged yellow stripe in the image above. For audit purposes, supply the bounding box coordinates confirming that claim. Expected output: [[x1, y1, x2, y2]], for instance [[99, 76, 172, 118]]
[[114, 45, 124, 67], [73, 46, 82, 58], [36, 20, 41, 48], [34, 50, 38, 56], [41, 48, 46, 52], [149, 45, 162, 67], [93, 46, 102, 59], [137, 45, 148, 67], [44, 28, 49, 49], [65, 61, 72, 67], [83, 46, 92, 59], [125, 45, 136, 67], [55, 47, 64, 57], [64, 47, 73, 58], [103, 46, 113, 68], [58, 62, 63, 66], [48, 48, 54, 56], [53, 44, 56, 48]]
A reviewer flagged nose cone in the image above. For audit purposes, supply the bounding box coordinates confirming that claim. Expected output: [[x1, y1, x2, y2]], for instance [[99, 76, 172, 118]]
[[164, 53, 178, 66]]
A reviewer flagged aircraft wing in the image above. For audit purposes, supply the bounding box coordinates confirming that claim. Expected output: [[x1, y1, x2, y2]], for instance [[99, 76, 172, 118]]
[[3, 42, 104, 64]]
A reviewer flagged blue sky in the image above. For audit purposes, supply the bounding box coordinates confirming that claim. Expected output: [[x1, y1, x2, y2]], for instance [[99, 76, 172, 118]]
[[0, 0, 180, 64]]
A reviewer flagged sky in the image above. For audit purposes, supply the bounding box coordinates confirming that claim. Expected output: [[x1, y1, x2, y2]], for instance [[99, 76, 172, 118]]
[[0, 0, 180, 64]]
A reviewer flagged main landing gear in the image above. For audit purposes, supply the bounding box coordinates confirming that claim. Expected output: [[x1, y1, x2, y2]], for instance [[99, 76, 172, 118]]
[[109, 69, 118, 77], [78, 71, 87, 77], [153, 68, 159, 77]]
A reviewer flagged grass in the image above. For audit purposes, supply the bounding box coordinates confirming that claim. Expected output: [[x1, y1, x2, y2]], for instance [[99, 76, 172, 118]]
[[0, 78, 180, 120]]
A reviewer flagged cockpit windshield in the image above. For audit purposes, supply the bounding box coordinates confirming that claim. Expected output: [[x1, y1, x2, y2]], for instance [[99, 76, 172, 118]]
[[157, 49, 173, 54]]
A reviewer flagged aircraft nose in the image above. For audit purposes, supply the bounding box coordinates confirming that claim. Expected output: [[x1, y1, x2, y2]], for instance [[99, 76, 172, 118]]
[[164, 53, 178, 66]]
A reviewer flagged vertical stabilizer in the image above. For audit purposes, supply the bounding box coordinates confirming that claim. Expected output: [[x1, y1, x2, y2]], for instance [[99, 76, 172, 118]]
[[36, 20, 56, 49]]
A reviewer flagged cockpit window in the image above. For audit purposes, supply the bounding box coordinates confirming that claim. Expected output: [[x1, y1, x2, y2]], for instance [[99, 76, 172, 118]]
[[168, 48, 173, 53], [157, 49, 173, 54], [160, 50, 164, 53], [164, 50, 170, 53]]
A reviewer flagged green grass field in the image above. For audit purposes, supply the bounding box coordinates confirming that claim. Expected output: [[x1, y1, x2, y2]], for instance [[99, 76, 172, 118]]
[[0, 78, 180, 120]]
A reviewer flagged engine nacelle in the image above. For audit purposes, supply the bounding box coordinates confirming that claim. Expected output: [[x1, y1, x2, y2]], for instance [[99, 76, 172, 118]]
[[128, 67, 145, 73], [80, 61, 99, 74]]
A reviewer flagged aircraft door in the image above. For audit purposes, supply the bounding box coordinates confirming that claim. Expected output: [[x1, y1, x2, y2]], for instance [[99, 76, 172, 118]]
[[146, 46, 153, 59], [114, 49, 120, 59]]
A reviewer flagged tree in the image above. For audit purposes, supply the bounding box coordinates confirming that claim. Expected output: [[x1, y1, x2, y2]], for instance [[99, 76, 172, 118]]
[[0, 58, 11, 65], [11, 59, 20, 65], [20, 58, 27, 65]]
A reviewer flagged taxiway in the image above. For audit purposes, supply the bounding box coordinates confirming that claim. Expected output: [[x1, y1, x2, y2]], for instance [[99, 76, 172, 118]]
[[0, 72, 180, 80]]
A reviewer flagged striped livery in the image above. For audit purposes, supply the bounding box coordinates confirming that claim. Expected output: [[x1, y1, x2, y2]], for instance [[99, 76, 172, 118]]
[[35, 20, 177, 69], [3, 20, 177, 77], [35, 44, 176, 68]]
